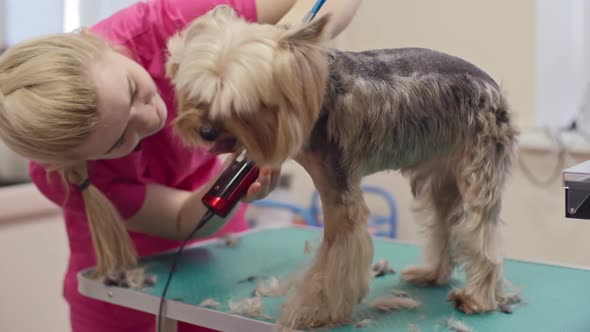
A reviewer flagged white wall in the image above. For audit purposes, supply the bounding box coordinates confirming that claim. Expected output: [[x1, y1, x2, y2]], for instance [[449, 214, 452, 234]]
[[0, 0, 67, 182], [340, 0, 536, 128], [78, 0, 138, 27], [340, 0, 590, 131], [5, 0, 64, 44], [0, 215, 69, 332], [0, 185, 67, 332], [535, 0, 590, 129]]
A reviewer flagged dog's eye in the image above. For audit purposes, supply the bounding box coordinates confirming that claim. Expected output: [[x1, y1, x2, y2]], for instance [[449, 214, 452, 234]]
[[198, 124, 218, 141]]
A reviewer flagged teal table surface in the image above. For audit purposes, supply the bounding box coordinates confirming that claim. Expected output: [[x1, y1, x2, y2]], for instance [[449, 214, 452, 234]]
[[79, 226, 590, 332]]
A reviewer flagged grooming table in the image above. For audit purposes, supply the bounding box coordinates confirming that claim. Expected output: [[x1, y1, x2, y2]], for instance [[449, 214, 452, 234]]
[[78, 226, 590, 332]]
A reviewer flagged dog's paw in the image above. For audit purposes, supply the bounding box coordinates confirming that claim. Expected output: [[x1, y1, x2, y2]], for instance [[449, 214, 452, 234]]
[[279, 301, 343, 330], [448, 289, 496, 314], [279, 273, 363, 329], [401, 265, 448, 286]]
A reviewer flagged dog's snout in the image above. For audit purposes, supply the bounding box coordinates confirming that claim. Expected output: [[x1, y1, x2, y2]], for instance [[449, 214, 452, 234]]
[[198, 124, 218, 141]]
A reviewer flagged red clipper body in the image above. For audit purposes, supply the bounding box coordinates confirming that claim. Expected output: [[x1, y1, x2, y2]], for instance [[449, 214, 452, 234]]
[[202, 152, 260, 217]]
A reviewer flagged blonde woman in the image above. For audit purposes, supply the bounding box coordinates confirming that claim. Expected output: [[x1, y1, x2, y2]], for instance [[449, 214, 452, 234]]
[[0, 0, 361, 331]]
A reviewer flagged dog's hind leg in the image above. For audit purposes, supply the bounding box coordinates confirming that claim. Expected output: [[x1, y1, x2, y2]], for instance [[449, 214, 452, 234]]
[[401, 166, 461, 286], [447, 110, 516, 314], [280, 161, 373, 329]]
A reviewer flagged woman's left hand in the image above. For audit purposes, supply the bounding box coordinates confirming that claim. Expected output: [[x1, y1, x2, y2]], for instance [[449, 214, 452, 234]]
[[242, 167, 281, 203]]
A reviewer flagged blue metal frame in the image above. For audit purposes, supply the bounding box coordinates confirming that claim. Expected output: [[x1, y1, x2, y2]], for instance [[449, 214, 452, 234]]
[[250, 184, 398, 238], [309, 185, 398, 238], [248, 199, 315, 226]]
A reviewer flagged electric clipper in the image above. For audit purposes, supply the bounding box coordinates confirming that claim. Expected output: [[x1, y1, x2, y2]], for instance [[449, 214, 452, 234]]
[[202, 150, 260, 217]]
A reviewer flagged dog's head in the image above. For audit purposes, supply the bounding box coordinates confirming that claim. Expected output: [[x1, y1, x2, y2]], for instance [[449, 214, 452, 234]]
[[166, 5, 331, 167]]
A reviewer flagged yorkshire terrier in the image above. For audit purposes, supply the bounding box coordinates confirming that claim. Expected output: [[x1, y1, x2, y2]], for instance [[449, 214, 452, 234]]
[[165, 5, 518, 329]]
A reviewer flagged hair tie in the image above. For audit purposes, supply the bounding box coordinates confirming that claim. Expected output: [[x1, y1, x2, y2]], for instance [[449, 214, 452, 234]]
[[77, 178, 91, 191]]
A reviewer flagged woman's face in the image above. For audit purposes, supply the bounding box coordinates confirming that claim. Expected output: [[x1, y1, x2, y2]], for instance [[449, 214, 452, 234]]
[[78, 49, 168, 160]]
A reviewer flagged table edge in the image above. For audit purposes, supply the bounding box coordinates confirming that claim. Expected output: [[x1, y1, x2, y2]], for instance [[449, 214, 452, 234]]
[[77, 225, 590, 330], [77, 272, 284, 332]]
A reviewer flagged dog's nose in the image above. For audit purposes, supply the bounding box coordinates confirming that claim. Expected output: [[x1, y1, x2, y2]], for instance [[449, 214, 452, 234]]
[[199, 124, 218, 141]]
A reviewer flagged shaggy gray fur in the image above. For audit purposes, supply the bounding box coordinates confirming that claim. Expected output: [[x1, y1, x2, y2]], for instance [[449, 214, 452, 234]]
[[307, 47, 514, 190]]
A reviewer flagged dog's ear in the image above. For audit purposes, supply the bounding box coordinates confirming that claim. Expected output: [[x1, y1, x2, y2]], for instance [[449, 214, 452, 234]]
[[225, 107, 304, 168], [165, 32, 185, 80], [279, 13, 332, 46], [165, 20, 201, 80], [172, 107, 206, 147]]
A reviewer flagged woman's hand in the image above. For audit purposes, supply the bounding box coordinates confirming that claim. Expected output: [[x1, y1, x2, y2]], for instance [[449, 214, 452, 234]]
[[242, 167, 281, 203]]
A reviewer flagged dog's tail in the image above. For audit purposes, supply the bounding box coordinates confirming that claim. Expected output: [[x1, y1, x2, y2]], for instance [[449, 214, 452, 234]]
[[405, 79, 518, 243], [406, 80, 518, 202], [464, 82, 519, 198]]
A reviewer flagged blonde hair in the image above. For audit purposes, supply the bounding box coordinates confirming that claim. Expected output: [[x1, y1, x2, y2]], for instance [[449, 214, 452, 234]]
[[0, 31, 137, 277]]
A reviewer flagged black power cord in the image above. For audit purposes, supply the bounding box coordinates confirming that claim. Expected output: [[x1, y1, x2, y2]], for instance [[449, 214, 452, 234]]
[[156, 209, 216, 332]]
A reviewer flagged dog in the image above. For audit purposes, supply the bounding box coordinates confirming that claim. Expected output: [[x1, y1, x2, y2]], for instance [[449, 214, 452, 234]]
[[165, 5, 518, 329]]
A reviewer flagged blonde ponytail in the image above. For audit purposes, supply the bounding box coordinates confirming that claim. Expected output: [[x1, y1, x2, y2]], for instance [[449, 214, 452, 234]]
[[65, 165, 138, 277], [0, 32, 139, 278]]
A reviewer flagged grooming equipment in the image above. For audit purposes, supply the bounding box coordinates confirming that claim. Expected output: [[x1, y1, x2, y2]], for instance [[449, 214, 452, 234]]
[[302, 0, 327, 23], [202, 150, 260, 217]]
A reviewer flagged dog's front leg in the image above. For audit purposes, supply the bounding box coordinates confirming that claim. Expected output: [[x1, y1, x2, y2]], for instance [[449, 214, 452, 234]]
[[280, 170, 374, 329]]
